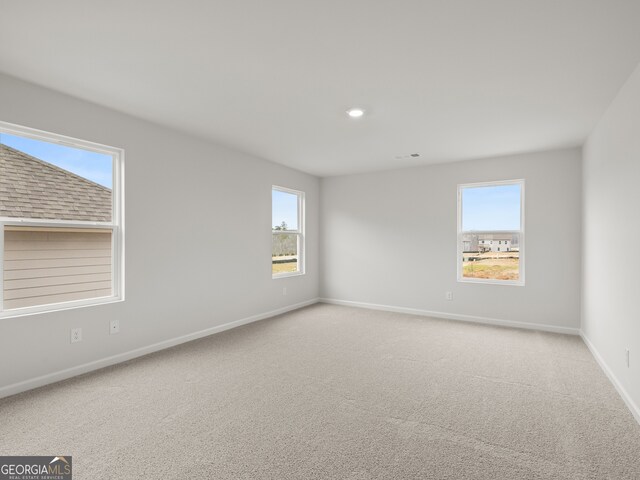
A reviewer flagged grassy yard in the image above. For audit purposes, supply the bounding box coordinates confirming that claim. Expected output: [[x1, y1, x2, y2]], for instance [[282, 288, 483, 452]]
[[272, 260, 298, 274], [463, 258, 519, 281]]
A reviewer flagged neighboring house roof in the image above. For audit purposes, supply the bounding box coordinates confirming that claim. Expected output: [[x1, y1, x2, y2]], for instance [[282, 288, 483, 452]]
[[0, 143, 112, 222], [478, 233, 514, 241]]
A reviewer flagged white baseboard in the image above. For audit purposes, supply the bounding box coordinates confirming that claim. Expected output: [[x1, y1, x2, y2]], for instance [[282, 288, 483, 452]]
[[580, 331, 640, 425], [0, 298, 319, 399], [319, 298, 580, 335]]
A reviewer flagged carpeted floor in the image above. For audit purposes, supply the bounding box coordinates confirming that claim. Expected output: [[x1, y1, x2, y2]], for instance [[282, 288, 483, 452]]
[[1, 303, 639, 479]]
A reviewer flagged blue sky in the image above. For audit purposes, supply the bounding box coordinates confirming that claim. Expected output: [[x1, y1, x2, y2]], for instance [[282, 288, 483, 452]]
[[0, 133, 113, 189], [272, 190, 298, 230], [462, 184, 521, 230]]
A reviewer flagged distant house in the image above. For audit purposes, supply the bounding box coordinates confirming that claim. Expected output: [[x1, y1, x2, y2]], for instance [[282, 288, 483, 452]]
[[478, 233, 513, 253], [462, 233, 518, 253], [0, 144, 113, 310]]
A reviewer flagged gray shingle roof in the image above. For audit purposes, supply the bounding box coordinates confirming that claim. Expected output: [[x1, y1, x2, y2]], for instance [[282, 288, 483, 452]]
[[0, 144, 112, 222]]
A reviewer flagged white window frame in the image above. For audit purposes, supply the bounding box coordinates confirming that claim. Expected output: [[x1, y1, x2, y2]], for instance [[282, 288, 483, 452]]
[[0, 121, 125, 318], [272, 185, 305, 279], [457, 179, 524, 286]]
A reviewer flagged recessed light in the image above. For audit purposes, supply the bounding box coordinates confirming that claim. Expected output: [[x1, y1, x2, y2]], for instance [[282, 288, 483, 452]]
[[346, 108, 365, 118]]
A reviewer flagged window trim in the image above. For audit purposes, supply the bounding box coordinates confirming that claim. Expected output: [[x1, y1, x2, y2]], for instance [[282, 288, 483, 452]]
[[0, 120, 125, 318], [272, 185, 305, 279], [457, 179, 525, 286]]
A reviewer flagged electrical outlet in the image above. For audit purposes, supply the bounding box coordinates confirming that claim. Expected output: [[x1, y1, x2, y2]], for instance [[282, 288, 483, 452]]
[[626, 348, 630, 368], [110, 319, 120, 335], [283, 287, 287, 296], [70, 328, 82, 343], [445, 291, 453, 301]]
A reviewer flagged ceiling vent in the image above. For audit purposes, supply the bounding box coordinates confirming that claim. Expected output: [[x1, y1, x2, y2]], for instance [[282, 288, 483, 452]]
[[394, 153, 421, 160]]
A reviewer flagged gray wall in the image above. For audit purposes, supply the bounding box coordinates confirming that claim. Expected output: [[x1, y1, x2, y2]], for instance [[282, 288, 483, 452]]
[[0, 73, 320, 391], [582, 63, 640, 416], [320, 149, 582, 331]]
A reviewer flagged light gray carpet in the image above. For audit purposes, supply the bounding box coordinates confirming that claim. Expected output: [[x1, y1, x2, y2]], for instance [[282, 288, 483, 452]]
[[1, 304, 639, 479]]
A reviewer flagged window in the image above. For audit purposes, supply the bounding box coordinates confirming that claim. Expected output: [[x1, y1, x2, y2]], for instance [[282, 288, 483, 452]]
[[0, 121, 124, 316], [272, 186, 304, 277], [458, 180, 524, 285]]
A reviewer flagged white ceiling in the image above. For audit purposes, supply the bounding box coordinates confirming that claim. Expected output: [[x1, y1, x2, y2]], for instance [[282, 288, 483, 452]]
[[1, 1, 640, 177]]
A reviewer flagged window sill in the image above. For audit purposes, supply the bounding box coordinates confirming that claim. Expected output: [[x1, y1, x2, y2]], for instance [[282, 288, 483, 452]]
[[458, 277, 525, 287], [0, 295, 124, 320], [272, 271, 305, 280]]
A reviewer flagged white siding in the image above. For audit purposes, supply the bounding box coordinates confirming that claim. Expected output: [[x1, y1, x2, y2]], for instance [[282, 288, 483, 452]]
[[3, 228, 112, 310]]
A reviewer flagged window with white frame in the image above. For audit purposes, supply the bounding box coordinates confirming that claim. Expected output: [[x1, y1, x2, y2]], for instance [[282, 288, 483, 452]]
[[272, 186, 304, 277], [458, 180, 524, 285], [0, 121, 124, 316]]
